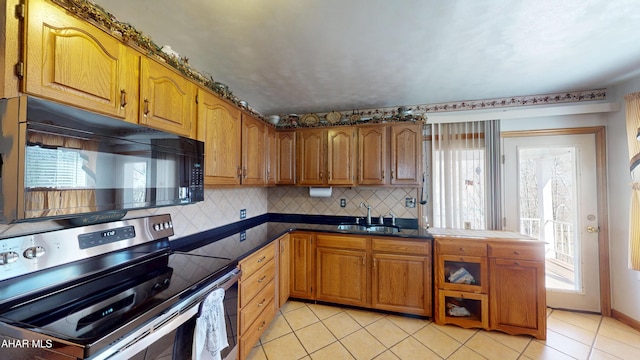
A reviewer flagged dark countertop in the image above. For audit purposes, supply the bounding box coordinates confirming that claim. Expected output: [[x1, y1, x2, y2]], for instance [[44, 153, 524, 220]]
[[170, 213, 432, 261]]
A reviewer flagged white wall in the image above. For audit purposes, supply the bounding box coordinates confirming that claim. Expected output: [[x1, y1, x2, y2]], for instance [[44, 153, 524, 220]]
[[605, 78, 640, 321]]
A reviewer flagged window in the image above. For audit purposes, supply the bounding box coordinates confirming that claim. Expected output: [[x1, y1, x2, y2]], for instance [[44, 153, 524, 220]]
[[25, 146, 88, 188], [425, 120, 501, 230]]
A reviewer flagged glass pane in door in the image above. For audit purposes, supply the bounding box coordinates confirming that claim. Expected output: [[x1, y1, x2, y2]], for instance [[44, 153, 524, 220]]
[[518, 146, 579, 291]]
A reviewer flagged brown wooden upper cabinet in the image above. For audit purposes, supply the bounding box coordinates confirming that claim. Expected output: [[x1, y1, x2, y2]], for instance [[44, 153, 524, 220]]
[[241, 113, 267, 185], [23, 0, 140, 123], [198, 92, 269, 187], [297, 127, 356, 186], [390, 123, 421, 185], [197, 89, 242, 186], [358, 123, 422, 186], [277, 131, 296, 185], [358, 125, 387, 185], [139, 57, 196, 138], [266, 127, 278, 186]]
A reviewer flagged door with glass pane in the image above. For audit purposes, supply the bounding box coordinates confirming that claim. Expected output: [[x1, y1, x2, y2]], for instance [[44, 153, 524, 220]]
[[503, 133, 600, 312]]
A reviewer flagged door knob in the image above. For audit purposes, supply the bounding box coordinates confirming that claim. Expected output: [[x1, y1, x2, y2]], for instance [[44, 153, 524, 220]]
[[587, 226, 600, 233]]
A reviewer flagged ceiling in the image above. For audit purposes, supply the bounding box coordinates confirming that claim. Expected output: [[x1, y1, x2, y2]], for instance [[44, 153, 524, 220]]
[[92, 0, 640, 117]]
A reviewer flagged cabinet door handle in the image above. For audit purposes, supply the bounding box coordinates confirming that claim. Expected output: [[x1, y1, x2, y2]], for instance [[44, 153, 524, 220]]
[[327, 171, 331, 180], [120, 89, 127, 108], [258, 275, 267, 283], [258, 298, 266, 307], [257, 255, 266, 263], [243, 167, 247, 179], [258, 321, 267, 330], [237, 166, 242, 178], [143, 98, 150, 116], [382, 170, 385, 179], [391, 170, 395, 179], [319, 171, 323, 180], [373, 258, 376, 269]]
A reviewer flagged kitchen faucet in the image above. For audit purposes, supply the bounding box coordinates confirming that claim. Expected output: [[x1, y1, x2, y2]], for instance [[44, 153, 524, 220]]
[[359, 202, 372, 225], [388, 211, 396, 226]]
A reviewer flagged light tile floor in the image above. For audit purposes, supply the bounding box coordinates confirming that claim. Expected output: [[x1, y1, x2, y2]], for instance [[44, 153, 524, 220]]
[[245, 301, 640, 360]]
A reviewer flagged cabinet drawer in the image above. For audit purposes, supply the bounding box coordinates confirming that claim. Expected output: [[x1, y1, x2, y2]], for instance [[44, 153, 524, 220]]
[[240, 242, 276, 278], [488, 243, 544, 261], [240, 279, 276, 334], [436, 239, 487, 257], [240, 258, 275, 308], [316, 234, 366, 249], [239, 298, 276, 360], [372, 238, 430, 255]]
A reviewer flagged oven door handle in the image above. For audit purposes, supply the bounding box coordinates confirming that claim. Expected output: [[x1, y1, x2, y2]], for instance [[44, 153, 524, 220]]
[[92, 269, 241, 360]]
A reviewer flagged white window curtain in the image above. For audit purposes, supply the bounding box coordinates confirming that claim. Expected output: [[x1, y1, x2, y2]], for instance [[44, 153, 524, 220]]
[[624, 92, 640, 270], [429, 120, 501, 230]]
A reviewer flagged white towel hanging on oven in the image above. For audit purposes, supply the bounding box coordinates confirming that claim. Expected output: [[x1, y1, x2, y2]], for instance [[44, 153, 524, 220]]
[[193, 288, 228, 360]]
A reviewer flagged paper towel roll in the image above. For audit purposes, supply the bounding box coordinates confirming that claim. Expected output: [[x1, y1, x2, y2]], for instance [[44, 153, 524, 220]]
[[309, 187, 332, 197]]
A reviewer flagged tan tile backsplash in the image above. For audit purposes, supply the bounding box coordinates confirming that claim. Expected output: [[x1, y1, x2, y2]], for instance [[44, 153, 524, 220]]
[[268, 186, 420, 220], [0, 187, 269, 240], [0, 186, 418, 240]]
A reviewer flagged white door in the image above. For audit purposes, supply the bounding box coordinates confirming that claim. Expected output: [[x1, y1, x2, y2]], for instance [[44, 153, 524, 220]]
[[503, 133, 601, 312]]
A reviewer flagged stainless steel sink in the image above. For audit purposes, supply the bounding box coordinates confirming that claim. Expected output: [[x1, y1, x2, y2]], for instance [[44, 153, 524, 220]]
[[366, 225, 401, 234], [336, 224, 368, 232], [336, 224, 401, 234]]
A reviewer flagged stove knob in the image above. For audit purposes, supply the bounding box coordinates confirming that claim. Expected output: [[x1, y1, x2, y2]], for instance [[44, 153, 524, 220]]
[[23, 246, 46, 259], [163, 278, 171, 287], [0, 251, 19, 265]]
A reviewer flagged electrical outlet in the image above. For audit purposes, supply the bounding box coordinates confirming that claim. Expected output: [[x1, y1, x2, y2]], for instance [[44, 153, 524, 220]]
[[340, 199, 347, 207], [239, 231, 246, 242], [405, 197, 416, 208], [240, 209, 246, 219]]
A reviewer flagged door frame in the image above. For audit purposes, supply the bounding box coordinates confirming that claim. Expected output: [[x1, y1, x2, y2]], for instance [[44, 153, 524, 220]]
[[501, 126, 611, 316]]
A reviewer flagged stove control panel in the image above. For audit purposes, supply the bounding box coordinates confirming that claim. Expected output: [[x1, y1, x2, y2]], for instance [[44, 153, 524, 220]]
[[0, 214, 174, 281]]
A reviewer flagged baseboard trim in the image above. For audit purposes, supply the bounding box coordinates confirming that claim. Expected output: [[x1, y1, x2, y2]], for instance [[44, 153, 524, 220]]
[[611, 309, 640, 332]]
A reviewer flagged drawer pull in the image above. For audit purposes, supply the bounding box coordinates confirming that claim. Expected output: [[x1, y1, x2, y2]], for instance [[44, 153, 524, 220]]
[[143, 98, 150, 116], [257, 256, 267, 263], [258, 321, 267, 330], [514, 261, 520, 266], [257, 275, 267, 283], [513, 251, 520, 255], [459, 247, 464, 252], [258, 299, 266, 307]]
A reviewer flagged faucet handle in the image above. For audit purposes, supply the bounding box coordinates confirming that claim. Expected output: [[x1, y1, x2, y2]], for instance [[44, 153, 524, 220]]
[[388, 211, 396, 225]]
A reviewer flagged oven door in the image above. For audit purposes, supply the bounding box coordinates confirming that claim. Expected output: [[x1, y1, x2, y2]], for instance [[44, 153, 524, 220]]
[[91, 269, 240, 360]]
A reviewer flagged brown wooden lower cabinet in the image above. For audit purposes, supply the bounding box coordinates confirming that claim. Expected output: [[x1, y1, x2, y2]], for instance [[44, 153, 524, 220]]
[[238, 242, 277, 360], [315, 234, 368, 307], [290, 232, 315, 299], [434, 235, 547, 340], [489, 250, 546, 339], [372, 253, 431, 316], [311, 233, 432, 316]]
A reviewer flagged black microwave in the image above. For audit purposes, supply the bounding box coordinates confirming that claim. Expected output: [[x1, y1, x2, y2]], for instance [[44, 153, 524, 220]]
[[0, 96, 204, 223]]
